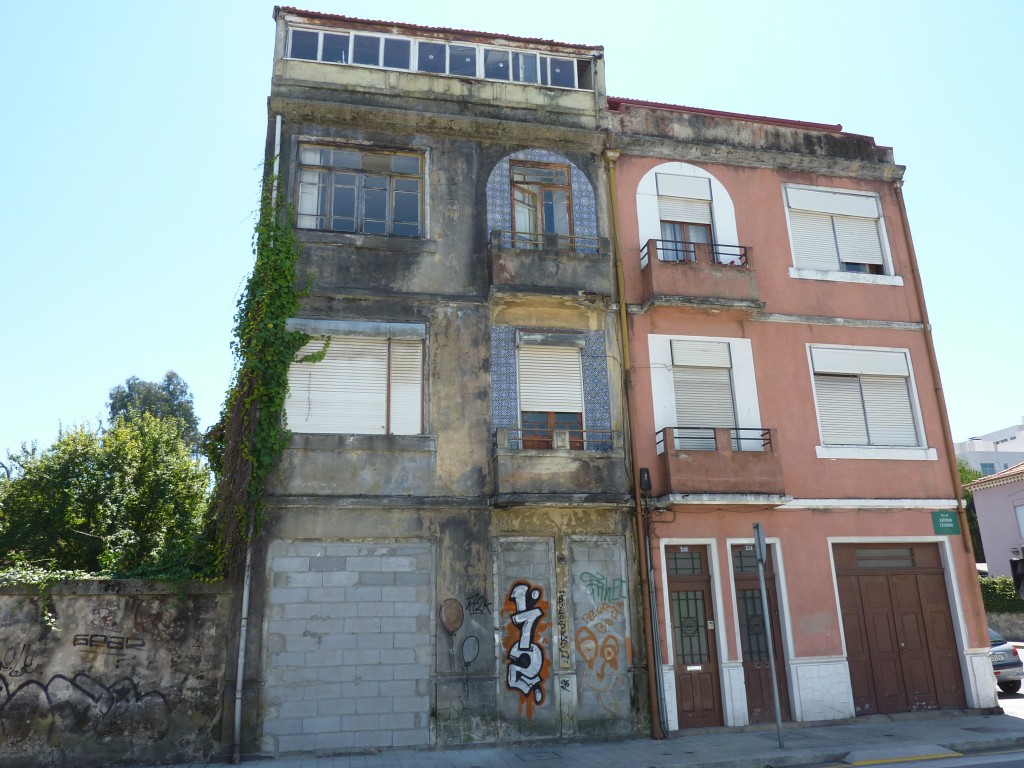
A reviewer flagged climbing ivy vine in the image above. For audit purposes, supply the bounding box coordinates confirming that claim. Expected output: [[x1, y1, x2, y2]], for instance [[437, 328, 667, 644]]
[[207, 172, 308, 573]]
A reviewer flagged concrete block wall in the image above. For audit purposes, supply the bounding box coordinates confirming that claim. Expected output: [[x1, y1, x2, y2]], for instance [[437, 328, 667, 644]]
[[262, 540, 433, 754]]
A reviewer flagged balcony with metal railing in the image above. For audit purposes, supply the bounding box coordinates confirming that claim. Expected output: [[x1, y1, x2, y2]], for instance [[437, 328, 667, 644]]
[[492, 427, 627, 502], [654, 426, 785, 498], [490, 230, 613, 296], [639, 239, 760, 307]]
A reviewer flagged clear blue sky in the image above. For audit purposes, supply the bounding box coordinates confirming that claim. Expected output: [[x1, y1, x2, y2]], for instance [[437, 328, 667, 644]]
[[2, 0, 1020, 456]]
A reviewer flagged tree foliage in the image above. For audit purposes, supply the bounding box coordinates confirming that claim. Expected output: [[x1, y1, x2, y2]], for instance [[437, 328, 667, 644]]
[[108, 371, 201, 451], [0, 413, 218, 579], [959, 459, 985, 563]]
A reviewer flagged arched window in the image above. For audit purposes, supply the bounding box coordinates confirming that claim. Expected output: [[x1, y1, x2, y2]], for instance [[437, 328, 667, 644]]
[[635, 162, 741, 264], [486, 149, 598, 253]]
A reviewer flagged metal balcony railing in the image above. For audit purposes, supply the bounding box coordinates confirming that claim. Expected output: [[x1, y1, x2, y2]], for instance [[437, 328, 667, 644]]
[[656, 426, 774, 453], [495, 428, 617, 452], [492, 230, 602, 255], [640, 239, 748, 269]]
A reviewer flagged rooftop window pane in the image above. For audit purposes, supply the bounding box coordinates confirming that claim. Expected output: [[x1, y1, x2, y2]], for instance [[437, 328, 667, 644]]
[[417, 41, 446, 73], [290, 30, 318, 61], [549, 57, 575, 88], [383, 38, 411, 69], [512, 52, 538, 83], [352, 34, 381, 66], [448, 44, 476, 77], [321, 33, 349, 63], [484, 48, 510, 80]]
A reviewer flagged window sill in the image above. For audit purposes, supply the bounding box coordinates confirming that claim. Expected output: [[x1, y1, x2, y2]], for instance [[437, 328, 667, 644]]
[[289, 433, 436, 452], [789, 267, 903, 287], [815, 445, 937, 461], [295, 229, 438, 253]]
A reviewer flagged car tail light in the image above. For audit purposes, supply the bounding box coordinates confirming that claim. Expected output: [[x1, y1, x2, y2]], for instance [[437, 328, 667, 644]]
[[1014, 647, 1020, 658]]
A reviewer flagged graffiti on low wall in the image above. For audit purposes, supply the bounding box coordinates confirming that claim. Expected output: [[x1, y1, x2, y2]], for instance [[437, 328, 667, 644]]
[[501, 580, 551, 718], [1, 644, 38, 678], [0, 671, 169, 745], [0, 584, 228, 767]]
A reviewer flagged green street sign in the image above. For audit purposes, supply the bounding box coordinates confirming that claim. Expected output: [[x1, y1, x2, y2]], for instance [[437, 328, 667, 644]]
[[932, 510, 960, 536]]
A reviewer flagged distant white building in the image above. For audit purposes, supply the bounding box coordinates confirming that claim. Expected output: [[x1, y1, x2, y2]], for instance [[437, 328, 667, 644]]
[[956, 419, 1024, 476]]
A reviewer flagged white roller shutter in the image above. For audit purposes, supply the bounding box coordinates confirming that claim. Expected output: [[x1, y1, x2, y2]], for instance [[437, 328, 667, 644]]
[[789, 210, 840, 271], [813, 375, 869, 446], [671, 340, 732, 368], [811, 347, 909, 377], [656, 174, 712, 200], [285, 336, 423, 435], [833, 216, 884, 266], [786, 187, 878, 218], [672, 366, 735, 450], [861, 375, 919, 446], [658, 196, 712, 225], [388, 339, 424, 435], [286, 337, 388, 434], [519, 345, 583, 413]]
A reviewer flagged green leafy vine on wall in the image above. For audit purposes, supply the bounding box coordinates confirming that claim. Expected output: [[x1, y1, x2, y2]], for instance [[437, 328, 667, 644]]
[[207, 171, 309, 573]]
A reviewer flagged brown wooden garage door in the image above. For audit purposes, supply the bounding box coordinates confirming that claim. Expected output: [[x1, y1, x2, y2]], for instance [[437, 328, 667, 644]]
[[835, 543, 965, 715]]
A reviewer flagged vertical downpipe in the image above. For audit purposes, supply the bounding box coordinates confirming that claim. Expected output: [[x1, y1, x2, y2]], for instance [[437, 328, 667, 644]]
[[232, 113, 283, 764], [603, 145, 665, 739]]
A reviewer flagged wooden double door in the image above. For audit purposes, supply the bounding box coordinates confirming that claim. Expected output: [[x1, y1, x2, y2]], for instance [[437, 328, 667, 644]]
[[835, 543, 965, 715]]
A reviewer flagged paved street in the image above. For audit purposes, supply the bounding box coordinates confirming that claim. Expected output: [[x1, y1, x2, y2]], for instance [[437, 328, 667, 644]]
[[148, 707, 1024, 768]]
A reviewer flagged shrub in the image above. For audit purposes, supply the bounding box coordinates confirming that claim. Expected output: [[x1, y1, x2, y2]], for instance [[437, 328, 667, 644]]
[[979, 576, 1024, 614]]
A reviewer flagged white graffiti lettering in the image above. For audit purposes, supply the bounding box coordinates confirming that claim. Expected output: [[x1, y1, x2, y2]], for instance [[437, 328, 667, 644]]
[[505, 581, 547, 705]]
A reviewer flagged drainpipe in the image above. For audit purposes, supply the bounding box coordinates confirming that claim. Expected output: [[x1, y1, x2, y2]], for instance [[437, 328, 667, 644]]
[[602, 144, 665, 739], [231, 113, 283, 764], [893, 181, 973, 556]]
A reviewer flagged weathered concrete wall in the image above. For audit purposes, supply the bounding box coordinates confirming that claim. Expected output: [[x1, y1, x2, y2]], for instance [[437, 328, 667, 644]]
[[0, 581, 230, 768], [987, 612, 1024, 642], [249, 505, 642, 755]]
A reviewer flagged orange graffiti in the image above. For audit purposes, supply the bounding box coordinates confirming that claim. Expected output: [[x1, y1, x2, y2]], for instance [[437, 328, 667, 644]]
[[501, 580, 551, 719]]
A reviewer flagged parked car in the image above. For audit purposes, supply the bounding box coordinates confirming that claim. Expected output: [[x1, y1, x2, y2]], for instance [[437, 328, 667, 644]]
[[989, 627, 1023, 694]]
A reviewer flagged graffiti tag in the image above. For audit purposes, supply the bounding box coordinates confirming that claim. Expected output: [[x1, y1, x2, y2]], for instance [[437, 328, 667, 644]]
[[579, 572, 626, 602], [73, 634, 146, 653], [556, 590, 570, 668], [575, 598, 629, 716], [503, 580, 550, 716], [0, 644, 37, 677], [0, 671, 169, 745], [465, 592, 491, 615], [582, 601, 624, 626]]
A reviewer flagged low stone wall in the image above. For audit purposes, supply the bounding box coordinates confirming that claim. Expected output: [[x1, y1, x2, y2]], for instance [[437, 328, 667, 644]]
[[987, 612, 1024, 642], [0, 580, 231, 768]]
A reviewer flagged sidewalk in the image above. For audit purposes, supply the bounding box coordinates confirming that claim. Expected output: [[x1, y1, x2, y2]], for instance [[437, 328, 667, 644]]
[[154, 708, 1024, 768]]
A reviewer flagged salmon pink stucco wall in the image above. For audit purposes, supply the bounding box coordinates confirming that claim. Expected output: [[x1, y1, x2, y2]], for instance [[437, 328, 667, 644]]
[[647, 508, 987, 661], [614, 155, 923, 326], [627, 308, 955, 503]]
